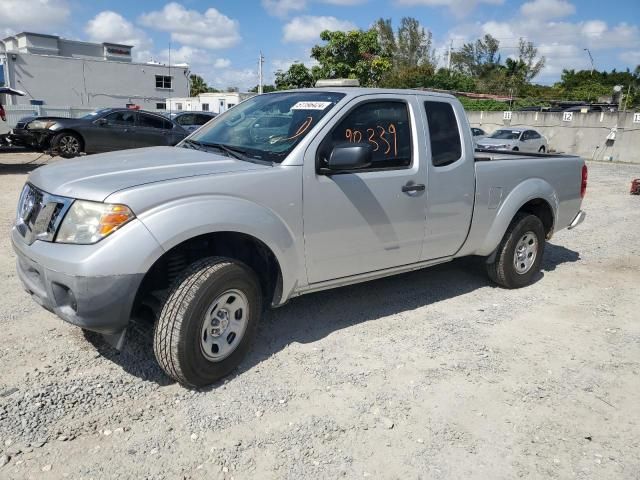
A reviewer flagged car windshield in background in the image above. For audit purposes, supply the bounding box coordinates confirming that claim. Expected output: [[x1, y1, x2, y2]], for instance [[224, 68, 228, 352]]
[[186, 92, 346, 163], [80, 108, 111, 120], [490, 130, 521, 140]]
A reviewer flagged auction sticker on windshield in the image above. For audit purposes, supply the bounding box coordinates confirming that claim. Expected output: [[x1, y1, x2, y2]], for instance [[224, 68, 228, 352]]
[[291, 101, 332, 110]]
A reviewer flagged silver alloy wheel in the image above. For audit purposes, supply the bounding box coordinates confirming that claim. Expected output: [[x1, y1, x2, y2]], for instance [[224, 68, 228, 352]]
[[200, 289, 249, 362], [58, 135, 80, 155], [513, 231, 538, 274]]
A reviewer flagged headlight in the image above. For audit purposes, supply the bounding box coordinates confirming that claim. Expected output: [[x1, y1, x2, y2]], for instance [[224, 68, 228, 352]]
[[27, 120, 57, 130], [56, 200, 135, 244]]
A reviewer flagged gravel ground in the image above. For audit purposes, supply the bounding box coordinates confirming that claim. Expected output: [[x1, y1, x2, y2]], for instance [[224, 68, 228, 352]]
[[0, 152, 639, 479]]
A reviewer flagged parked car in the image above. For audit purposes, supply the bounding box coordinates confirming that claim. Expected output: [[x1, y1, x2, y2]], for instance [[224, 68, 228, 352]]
[[471, 127, 486, 146], [8, 108, 188, 157], [476, 127, 548, 153], [163, 111, 217, 132], [12, 87, 586, 387]]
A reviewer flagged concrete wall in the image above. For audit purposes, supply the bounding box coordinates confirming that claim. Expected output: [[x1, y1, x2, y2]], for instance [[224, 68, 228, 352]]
[[3, 53, 188, 110], [468, 110, 640, 163]]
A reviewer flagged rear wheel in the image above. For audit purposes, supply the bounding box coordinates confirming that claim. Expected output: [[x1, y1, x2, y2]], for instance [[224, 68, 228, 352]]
[[52, 132, 83, 158], [486, 213, 545, 288], [153, 257, 262, 387]]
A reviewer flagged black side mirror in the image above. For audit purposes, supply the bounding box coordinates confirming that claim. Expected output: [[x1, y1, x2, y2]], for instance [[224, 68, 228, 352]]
[[320, 143, 372, 174], [95, 118, 107, 126]]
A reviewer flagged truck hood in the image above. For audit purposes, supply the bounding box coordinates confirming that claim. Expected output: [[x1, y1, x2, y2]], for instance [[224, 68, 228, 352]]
[[29, 146, 270, 202], [476, 138, 516, 147]]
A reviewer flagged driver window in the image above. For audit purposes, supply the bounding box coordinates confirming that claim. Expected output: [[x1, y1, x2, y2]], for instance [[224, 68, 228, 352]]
[[325, 101, 412, 169], [105, 111, 135, 126]]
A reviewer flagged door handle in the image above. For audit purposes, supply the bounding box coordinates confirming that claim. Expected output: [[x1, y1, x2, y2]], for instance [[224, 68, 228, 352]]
[[402, 183, 425, 193]]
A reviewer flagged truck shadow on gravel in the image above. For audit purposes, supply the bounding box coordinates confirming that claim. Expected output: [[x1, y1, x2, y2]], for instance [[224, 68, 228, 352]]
[[85, 243, 579, 388]]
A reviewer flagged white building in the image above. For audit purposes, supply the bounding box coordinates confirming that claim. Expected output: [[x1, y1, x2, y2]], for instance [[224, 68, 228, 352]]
[[0, 32, 189, 109], [166, 92, 255, 114]]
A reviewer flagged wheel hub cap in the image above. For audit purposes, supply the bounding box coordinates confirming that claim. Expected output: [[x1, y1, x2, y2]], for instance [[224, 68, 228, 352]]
[[200, 289, 249, 362], [513, 231, 538, 274]]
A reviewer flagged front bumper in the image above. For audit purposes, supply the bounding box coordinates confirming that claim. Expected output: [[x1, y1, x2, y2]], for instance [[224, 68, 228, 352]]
[[568, 210, 586, 230], [8, 129, 53, 149], [11, 220, 163, 335]]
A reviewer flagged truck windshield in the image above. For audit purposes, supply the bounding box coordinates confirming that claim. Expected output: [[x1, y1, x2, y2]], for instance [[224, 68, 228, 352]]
[[490, 130, 521, 140], [185, 91, 346, 163]]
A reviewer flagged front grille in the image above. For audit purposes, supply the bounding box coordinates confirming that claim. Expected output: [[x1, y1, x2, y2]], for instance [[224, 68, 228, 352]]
[[16, 184, 74, 245]]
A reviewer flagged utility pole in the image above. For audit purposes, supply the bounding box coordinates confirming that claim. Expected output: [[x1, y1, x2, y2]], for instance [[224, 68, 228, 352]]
[[584, 48, 595, 75], [447, 40, 453, 71], [258, 51, 264, 94]]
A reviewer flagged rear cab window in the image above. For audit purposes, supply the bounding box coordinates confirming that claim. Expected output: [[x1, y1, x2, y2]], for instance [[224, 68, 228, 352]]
[[424, 101, 462, 167]]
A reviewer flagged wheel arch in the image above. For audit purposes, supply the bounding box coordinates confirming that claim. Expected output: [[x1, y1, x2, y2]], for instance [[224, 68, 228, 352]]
[[132, 230, 285, 321], [476, 178, 558, 257]]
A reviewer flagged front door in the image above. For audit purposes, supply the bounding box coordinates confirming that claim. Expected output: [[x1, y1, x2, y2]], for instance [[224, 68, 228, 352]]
[[303, 96, 428, 284], [95, 110, 136, 151]]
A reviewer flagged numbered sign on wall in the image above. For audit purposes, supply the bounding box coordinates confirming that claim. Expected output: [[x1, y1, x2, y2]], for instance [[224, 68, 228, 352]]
[[563, 112, 573, 122], [503, 111, 512, 120], [633, 113, 640, 123]]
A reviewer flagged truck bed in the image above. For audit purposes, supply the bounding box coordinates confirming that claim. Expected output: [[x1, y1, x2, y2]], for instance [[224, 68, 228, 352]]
[[474, 149, 577, 162]]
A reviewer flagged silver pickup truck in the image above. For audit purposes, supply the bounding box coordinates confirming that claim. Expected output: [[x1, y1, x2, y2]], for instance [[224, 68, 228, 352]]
[[12, 88, 587, 387]]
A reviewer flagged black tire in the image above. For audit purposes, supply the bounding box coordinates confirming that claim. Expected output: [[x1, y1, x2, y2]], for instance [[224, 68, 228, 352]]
[[486, 213, 545, 289], [153, 257, 262, 387], [538, 146, 546, 153], [52, 131, 83, 158], [512, 146, 519, 151]]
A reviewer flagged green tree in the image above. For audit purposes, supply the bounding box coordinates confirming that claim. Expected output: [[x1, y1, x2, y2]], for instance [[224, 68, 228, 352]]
[[274, 63, 314, 90], [373, 18, 396, 59], [310, 29, 392, 87], [516, 38, 545, 83], [451, 34, 501, 78], [397, 17, 436, 69], [249, 84, 277, 93], [189, 74, 209, 96]]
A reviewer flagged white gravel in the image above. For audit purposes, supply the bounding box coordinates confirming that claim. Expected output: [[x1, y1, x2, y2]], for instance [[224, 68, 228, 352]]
[[1, 153, 639, 479]]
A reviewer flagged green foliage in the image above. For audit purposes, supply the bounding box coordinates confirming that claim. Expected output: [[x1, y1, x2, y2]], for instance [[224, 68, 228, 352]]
[[274, 63, 315, 90], [249, 84, 277, 93], [189, 74, 209, 97], [310, 29, 392, 87]]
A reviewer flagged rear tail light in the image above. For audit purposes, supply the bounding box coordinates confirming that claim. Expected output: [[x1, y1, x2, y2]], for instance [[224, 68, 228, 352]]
[[581, 164, 588, 198]]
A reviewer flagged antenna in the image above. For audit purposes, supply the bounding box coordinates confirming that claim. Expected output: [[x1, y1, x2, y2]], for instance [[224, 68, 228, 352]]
[[584, 48, 595, 75], [258, 51, 264, 94]]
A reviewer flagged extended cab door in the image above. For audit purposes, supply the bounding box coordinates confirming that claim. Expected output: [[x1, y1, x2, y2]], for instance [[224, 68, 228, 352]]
[[303, 95, 428, 284], [421, 98, 475, 260]]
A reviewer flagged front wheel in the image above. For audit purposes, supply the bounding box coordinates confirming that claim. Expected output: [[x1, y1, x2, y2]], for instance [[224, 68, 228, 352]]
[[153, 257, 262, 387], [52, 132, 83, 158], [538, 146, 546, 153], [486, 213, 545, 288]]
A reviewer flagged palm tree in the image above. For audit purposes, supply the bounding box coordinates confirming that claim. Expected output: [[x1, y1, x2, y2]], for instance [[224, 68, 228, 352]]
[[189, 74, 209, 97]]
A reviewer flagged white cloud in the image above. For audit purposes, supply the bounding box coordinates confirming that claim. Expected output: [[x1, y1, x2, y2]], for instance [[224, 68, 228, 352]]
[[85, 11, 153, 61], [520, 0, 575, 21], [0, 0, 69, 35], [139, 2, 240, 50], [322, 0, 368, 4], [210, 68, 258, 90], [394, 0, 504, 17], [214, 58, 232, 68], [262, 0, 306, 18], [283, 15, 356, 43]]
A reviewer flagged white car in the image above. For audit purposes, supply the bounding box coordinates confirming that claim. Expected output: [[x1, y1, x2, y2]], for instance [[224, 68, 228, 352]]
[[476, 127, 548, 153]]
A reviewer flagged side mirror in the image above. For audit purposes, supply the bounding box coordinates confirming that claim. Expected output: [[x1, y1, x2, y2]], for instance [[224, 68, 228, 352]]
[[320, 143, 372, 174], [95, 118, 107, 126]]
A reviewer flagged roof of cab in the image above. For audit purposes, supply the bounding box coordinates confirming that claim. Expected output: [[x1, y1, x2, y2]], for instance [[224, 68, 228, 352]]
[[266, 87, 457, 100]]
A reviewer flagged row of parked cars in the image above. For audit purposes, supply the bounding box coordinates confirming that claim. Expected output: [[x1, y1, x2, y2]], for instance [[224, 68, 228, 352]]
[[8, 109, 216, 157], [8, 106, 549, 158]]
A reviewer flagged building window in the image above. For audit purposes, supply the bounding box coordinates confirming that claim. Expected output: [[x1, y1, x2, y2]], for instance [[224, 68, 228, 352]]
[[227, 103, 235, 108], [155, 75, 172, 89], [202, 103, 209, 111], [176, 103, 183, 111], [156, 102, 166, 110]]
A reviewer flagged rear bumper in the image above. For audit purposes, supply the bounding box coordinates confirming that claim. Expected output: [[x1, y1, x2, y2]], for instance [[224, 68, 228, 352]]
[[568, 210, 586, 230]]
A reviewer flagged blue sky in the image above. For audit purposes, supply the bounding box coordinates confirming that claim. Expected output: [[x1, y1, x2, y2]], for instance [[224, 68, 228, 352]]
[[2, 0, 639, 90]]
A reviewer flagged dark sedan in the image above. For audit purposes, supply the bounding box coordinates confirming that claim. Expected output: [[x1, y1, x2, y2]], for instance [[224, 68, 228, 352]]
[[9, 108, 189, 157], [163, 111, 217, 132]]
